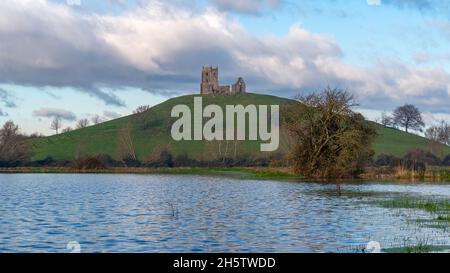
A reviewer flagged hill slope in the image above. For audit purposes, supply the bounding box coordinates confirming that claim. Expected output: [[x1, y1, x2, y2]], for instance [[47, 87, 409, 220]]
[[32, 93, 291, 162], [373, 126, 450, 157], [31, 93, 450, 162]]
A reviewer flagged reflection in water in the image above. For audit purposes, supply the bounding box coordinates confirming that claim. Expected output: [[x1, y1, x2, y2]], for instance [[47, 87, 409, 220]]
[[0, 174, 448, 252]]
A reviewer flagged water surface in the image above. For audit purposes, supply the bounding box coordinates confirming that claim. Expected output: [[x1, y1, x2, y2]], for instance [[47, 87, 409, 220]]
[[0, 174, 448, 252]]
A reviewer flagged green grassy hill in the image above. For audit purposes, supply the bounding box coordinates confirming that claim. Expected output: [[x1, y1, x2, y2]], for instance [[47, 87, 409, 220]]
[[374, 126, 450, 157], [31, 93, 290, 162], [31, 93, 450, 162]]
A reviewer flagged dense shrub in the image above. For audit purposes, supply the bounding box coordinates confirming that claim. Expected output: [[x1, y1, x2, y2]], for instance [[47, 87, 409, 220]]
[[403, 149, 441, 166], [374, 149, 445, 170], [121, 156, 141, 167], [72, 156, 107, 170], [379, 149, 438, 173], [144, 148, 173, 167], [95, 154, 123, 167], [442, 154, 450, 166], [390, 158, 426, 173], [268, 158, 290, 168], [34, 156, 55, 166], [27, 157, 71, 167], [173, 153, 198, 167], [0, 160, 23, 167], [283, 88, 377, 178], [146, 152, 285, 168], [375, 154, 399, 166]]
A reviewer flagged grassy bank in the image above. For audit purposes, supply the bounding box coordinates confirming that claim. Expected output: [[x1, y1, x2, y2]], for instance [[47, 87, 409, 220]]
[[0, 167, 304, 180], [362, 166, 450, 182], [2, 165, 450, 182]]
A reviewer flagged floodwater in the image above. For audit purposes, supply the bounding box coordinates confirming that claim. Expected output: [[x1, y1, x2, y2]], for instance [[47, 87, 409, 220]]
[[0, 174, 448, 252]]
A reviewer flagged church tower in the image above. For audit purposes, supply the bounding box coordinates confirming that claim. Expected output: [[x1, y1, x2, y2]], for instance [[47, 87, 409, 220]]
[[200, 66, 219, 95], [200, 66, 245, 95]]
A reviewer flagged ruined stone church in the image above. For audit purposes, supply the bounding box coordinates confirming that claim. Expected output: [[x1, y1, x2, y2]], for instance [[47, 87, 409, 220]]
[[200, 66, 246, 95]]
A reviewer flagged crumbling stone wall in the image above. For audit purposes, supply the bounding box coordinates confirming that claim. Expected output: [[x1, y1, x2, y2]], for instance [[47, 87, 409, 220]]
[[200, 66, 246, 95], [232, 77, 246, 94]]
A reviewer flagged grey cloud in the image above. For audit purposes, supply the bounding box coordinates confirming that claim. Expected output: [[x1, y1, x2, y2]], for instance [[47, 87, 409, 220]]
[[0, 1, 138, 106], [0, 1, 342, 98], [0, 109, 7, 117], [0, 88, 16, 108], [382, 0, 450, 14], [103, 111, 122, 119], [1, 1, 450, 114], [0, 1, 223, 106], [32, 108, 77, 121], [210, 0, 281, 14], [81, 87, 125, 107], [0, 1, 250, 102]]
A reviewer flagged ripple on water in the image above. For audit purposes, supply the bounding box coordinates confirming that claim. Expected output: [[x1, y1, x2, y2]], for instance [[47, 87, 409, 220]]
[[0, 174, 449, 253]]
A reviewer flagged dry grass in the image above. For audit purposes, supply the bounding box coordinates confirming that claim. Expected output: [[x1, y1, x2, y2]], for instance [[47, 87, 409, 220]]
[[362, 166, 450, 182], [0, 166, 303, 180]]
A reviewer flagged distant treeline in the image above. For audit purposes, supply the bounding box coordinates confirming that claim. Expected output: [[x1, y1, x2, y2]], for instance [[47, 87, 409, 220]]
[[373, 149, 450, 172], [0, 150, 287, 170], [4, 148, 450, 176]]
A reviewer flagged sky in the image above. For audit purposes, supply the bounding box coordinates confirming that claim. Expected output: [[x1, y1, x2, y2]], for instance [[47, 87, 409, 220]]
[[2, 0, 450, 135]]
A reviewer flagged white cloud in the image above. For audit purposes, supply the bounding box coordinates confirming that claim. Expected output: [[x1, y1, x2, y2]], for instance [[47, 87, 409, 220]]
[[66, 0, 81, 6], [1, 0, 450, 112], [103, 110, 122, 119], [367, 0, 381, 6]]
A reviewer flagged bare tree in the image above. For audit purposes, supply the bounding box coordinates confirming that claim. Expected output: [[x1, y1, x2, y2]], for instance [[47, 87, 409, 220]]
[[133, 105, 150, 114], [76, 118, 90, 129], [380, 112, 394, 128], [117, 123, 137, 161], [392, 104, 425, 133], [28, 132, 44, 139], [426, 120, 450, 146], [0, 121, 30, 162], [62, 127, 73, 133], [50, 118, 62, 134], [91, 115, 103, 125], [425, 121, 450, 157]]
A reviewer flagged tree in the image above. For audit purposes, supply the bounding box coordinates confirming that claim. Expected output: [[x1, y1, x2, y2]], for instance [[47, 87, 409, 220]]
[[28, 132, 44, 139], [426, 122, 449, 144], [62, 127, 73, 133], [50, 118, 62, 134], [392, 104, 425, 133], [117, 123, 137, 163], [0, 121, 30, 163], [283, 88, 377, 178], [380, 112, 394, 127], [425, 120, 450, 156], [76, 118, 90, 129], [133, 105, 150, 114], [436, 121, 450, 145], [91, 115, 103, 125]]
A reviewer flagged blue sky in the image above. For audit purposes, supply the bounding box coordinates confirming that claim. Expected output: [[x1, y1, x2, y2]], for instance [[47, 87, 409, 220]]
[[2, 0, 450, 134]]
